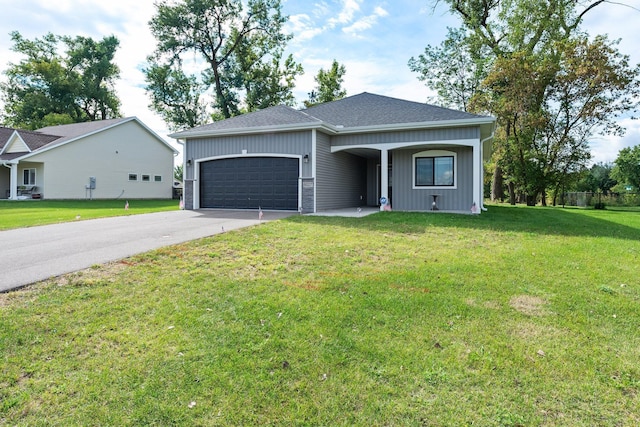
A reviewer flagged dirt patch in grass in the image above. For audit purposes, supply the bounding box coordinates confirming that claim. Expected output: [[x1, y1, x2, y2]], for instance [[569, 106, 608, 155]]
[[509, 295, 548, 316]]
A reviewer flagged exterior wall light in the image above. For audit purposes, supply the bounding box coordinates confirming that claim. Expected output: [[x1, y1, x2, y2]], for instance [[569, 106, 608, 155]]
[[303, 154, 309, 163]]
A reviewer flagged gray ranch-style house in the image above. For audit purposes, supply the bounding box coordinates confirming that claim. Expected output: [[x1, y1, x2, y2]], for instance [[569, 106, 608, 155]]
[[171, 93, 496, 214]]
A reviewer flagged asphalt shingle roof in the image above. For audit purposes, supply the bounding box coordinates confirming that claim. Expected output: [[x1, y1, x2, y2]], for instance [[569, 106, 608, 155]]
[[303, 92, 485, 127], [171, 92, 492, 139], [0, 126, 61, 158], [171, 105, 321, 137]]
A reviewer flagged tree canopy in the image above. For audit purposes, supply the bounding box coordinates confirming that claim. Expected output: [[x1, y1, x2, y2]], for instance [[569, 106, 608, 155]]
[[304, 60, 347, 108], [1, 32, 121, 129], [145, 0, 302, 130], [413, 1, 640, 205], [612, 145, 640, 191]]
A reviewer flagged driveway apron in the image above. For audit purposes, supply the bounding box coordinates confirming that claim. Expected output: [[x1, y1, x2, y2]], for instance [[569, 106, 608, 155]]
[[0, 209, 292, 292]]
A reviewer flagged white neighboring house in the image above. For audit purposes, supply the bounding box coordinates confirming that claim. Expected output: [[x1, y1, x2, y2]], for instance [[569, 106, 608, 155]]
[[0, 117, 177, 200]]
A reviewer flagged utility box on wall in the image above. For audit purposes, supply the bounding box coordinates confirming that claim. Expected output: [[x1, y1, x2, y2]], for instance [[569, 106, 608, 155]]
[[89, 177, 96, 189]]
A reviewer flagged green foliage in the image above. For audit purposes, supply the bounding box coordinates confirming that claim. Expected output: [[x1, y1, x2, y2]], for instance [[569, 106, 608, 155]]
[[304, 59, 347, 108], [612, 145, 640, 191], [1, 206, 640, 424], [419, 1, 640, 206], [174, 164, 184, 183], [1, 32, 121, 129], [145, 0, 301, 128], [577, 162, 617, 194], [408, 27, 489, 111]]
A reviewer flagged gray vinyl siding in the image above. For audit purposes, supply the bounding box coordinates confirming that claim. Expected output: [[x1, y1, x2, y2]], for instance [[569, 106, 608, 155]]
[[316, 131, 367, 210], [185, 131, 313, 181], [331, 126, 479, 147], [392, 147, 474, 211]]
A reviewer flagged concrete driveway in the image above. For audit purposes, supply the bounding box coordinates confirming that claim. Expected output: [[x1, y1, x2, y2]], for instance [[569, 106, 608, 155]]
[[0, 209, 293, 292]]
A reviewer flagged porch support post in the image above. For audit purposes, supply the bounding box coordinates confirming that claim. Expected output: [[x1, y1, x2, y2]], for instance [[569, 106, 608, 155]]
[[472, 140, 482, 214], [9, 163, 18, 200], [380, 148, 389, 211]]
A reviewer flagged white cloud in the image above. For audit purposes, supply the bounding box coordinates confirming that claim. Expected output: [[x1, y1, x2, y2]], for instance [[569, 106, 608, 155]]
[[590, 118, 640, 163], [287, 14, 324, 42], [342, 6, 389, 37], [327, 0, 362, 28]]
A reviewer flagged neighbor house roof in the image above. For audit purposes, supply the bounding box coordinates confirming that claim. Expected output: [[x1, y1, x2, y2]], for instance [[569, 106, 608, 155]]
[[1, 117, 176, 162], [170, 92, 495, 139]]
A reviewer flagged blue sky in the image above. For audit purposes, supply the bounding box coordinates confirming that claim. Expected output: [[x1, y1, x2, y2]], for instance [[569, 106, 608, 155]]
[[1, 0, 639, 162]]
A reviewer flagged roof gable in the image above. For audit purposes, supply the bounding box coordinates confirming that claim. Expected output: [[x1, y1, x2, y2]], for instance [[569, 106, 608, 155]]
[[3, 132, 30, 153], [0, 127, 61, 159], [1, 117, 176, 162]]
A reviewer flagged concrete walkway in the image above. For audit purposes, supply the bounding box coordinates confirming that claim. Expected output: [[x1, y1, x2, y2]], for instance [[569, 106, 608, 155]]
[[0, 209, 292, 292]]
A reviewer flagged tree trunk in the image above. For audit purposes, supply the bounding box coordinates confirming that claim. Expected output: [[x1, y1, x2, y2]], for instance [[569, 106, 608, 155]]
[[491, 165, 504, 201], [508, 182, 516, 205]]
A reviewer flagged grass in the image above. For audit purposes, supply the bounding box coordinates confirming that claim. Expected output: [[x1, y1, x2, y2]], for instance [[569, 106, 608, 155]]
[[1, 205, 639, 425], [0, 199, 181, 230]]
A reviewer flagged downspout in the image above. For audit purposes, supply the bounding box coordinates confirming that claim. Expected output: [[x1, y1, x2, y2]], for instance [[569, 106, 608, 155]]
[[479, 126, 496, 212]]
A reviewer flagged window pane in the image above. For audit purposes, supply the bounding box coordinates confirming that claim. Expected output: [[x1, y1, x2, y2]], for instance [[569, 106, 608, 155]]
[[22, 169, 35, 185], [434, 157, 454, 186], [415, 158, 434, 186], [154, 175, 162, 182], [142, 175, 150, 182], [129, 173, 138, 181]]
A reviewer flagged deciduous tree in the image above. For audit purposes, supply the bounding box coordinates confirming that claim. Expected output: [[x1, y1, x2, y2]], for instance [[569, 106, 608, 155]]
[[416, 1, 640, 205], [1, 32, 121, 129], [612, 145, 640, 190], [304, 60, 347, 108], [145, 0, 301, 129]]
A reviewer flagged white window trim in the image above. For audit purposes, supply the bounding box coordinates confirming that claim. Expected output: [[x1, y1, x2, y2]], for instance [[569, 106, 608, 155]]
[[22, 168, 36, 186], [412, 150, 457, 190]]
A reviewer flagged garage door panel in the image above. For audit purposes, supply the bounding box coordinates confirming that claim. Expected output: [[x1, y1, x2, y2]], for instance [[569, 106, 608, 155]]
[[200, 157, 299, 210]]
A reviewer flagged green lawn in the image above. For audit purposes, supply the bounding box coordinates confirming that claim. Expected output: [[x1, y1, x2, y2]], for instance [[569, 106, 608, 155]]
[[1, 205, 638, 425], [0, 199, 180, 230]]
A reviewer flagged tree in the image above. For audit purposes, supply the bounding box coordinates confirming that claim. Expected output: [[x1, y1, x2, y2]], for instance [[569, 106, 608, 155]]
[[145, 0, 301, 129], [408, 27, 489, 111], [304, 60, 347, 108], [420, 0, 640, 205], [612, 145, 640, 190], [1, 32, 121, 129], [576, 162, 617, 194], [174, 164, 184, 183]]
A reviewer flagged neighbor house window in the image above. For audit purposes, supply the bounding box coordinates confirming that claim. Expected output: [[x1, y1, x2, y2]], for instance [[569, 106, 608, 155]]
[[128, 173, 138, 181], [22, 168, 36, 186], [154, 175, 162, 182], [413, 150, 456, 188], [141, 174, 150, 182]]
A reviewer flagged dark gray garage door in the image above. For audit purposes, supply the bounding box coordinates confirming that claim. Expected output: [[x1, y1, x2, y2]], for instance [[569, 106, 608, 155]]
[[200, 157, 299, 210]]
